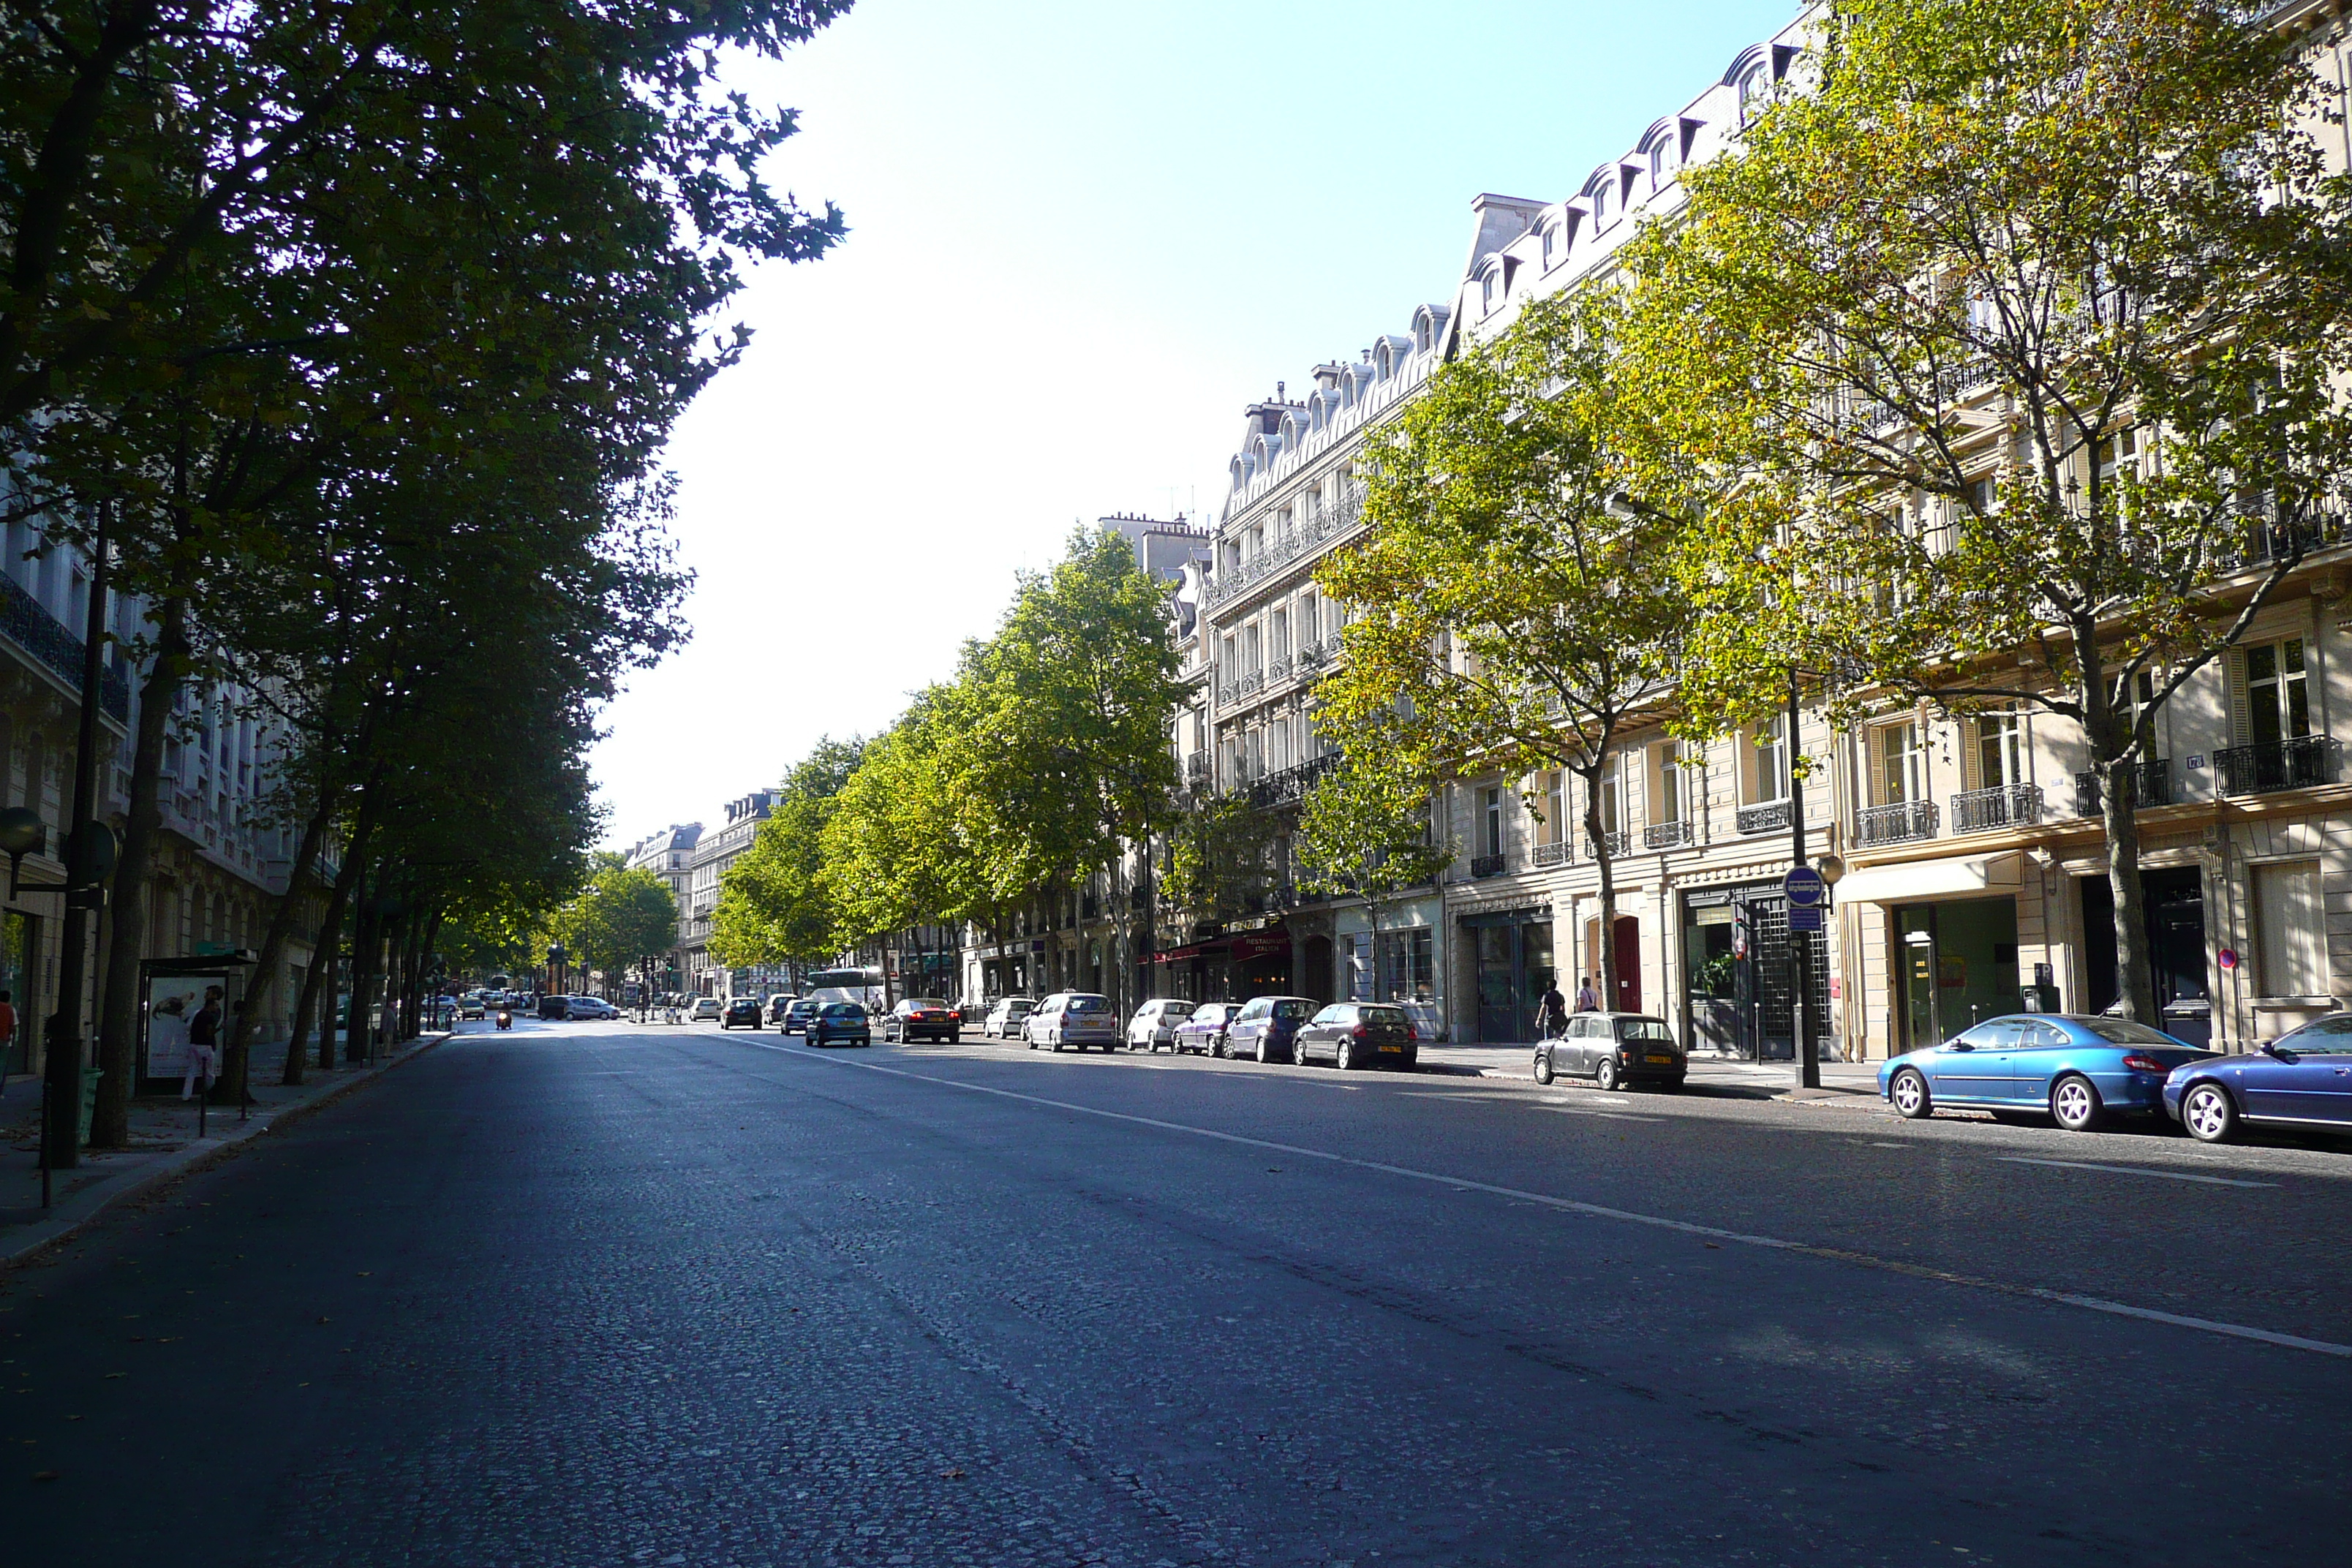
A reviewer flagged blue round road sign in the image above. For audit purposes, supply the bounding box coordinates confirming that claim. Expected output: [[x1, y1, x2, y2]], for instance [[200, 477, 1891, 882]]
[[1783, 866, 1827, 908]]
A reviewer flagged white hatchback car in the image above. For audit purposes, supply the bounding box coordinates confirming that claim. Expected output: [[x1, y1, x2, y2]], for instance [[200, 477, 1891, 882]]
[[1126, 998, 1196, 1052], [687, 997, 723, 1022]]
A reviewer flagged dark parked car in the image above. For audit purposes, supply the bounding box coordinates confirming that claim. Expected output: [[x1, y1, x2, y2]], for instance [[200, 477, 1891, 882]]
[[765, 995, 796, 1025], [1224, 995, 1317, 1064], [883, 998, 960, 1044], [722, 997, 762, 1030], [781, 998, 820, 1035], [1294, 1002, 1418, 1070], [1534, 1012, 1686, 1090], [807, 1001, 871, 1048], [2166, 1013, 2352, 1142], [538, 995, 572, 1020], [1172, 1000, 1237, 1056]]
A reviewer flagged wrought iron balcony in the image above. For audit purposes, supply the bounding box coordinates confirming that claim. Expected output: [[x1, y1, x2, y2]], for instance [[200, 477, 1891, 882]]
[[1643, 819, 1695, 851], [1244, 752, 1338, 808], [0, 572, 130, 721], [1530, 840, 1571, 868], [1854, 799, 1938, 848], [1950, 783, 2044, 834], [2214, 736, 2336, 796], [1468, 851, 1508, 878], [1202, 483, 1366, 608], [2072, 758, 2170, 817], [1736, 799, 1793, 835], [1584, 829, 1631, 860]]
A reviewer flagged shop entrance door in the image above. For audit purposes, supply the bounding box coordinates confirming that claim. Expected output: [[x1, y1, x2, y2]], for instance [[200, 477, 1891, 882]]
[[1472, 918, 1555, 1042]]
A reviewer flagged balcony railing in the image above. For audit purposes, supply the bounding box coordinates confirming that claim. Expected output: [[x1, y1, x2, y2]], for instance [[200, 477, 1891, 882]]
[[1267, 654, 1293, 682], [1643, 819, 1695, 851], [1736, 799, 1793, 835], [1215, 681, 1237, 708], [1584, 829, 1631, 860], [1531, 840, 1571, 868], [1185, 753, 1211, 785], [1238, 671, 1263, 697], [2072, 758, 2170, 817], [1950, 783, 2043, 834], [1468, 851, 1507, 878], [1245, 752, 1338, 808], [1854, 799, 1938, 848], [2214, 736, 2336, 796], [1203, 482, 1365, 608], [0, 572, 131, 722]]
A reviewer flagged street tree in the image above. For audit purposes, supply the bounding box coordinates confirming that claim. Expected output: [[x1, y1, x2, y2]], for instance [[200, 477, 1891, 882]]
[[553, 858, 681, 998], [1295, 753, 1454, 1003], [966, 529, 1193, 1015], [711, 738, 864, 973], [1622, 0, 2352, 1025], [1316, 288, 1686, 1011]]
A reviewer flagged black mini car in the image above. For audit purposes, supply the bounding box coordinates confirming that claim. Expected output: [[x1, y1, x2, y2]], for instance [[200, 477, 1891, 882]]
[[721, 997, 762, 1030]]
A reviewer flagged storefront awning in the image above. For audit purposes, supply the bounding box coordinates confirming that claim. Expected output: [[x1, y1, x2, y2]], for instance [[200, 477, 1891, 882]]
[[1835, 851, 2024, 905]]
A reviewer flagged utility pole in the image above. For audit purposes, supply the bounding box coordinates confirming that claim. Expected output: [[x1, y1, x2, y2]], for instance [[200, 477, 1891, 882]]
[[42, 507, 116, 1169]]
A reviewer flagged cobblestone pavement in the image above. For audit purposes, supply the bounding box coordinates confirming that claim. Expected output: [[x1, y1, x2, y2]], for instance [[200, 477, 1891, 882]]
[[5, 1017, 2348, 1565]]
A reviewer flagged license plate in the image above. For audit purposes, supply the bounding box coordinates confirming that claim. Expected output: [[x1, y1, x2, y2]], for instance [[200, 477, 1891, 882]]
[[1379, 1044, 1402, 1053], [1645, 1054, 1674, 1065]]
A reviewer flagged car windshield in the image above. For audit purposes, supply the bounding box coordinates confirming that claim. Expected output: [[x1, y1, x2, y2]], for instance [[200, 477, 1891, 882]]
[[823, 1005, 861, 1019], [1066, 995, 1109, 1014], [1361, 1006, 1406, 1025], [2079, 1019, 2185, 1047], [1273, 1000, 1313, 1020], [1161, 1002, 1194, 1017], [1004, 1001, 1033, 1014], [1614, 1019, 1675, 1044], [906, 999, 946, 1011]]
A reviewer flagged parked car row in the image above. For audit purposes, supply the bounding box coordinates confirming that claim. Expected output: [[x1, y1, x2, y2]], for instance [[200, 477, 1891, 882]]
[[537, 995, 620, 1021], [1878, 1011, 2352, 1143]]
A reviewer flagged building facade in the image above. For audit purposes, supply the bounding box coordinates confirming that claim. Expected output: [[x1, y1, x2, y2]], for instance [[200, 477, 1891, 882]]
[[625, 821, 701, 995]]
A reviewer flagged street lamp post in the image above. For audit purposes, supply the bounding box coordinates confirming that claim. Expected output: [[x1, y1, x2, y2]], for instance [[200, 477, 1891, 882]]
[[1785, 668, 1820, 1091]]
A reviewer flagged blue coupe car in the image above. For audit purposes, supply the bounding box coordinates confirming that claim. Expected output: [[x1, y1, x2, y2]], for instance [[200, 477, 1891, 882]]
[[2163, 1013, 2352, 1142], [1878, 1014, 2214, 1131]]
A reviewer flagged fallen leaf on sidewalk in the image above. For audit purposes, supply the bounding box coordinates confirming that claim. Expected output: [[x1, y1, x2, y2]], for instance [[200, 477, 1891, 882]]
[[940, 1467, 965, 1480]]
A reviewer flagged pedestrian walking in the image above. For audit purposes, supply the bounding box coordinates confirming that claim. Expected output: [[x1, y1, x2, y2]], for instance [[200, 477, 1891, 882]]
[[1534, 981, 1568, 1041], [1575, 975, 1599, 1013]]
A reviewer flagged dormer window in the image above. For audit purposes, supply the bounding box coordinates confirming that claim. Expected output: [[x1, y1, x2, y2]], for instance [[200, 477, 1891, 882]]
[[1739, 66, 1769, 127], [1481, 265, 1500, 310], [1648, 136, 1672, 187], [1540, 224, 1558, 268], [1592, 180, 1611, 225]]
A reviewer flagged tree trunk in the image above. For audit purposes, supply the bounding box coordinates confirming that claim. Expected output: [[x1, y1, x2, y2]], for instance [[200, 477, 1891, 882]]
[[298, 833, 366, 1074], [344, 864, 376, 1063], [215, 770, 338, 1104], [2081, 664, 2160, 1025], [91, 595, 186, 1145], [1582, 760, 1618, 1017], [283, 948, 317, 1085]]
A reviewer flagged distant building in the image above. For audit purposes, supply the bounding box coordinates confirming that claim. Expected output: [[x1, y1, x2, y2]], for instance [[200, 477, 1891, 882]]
[[682, 790, 774, 998], [624, 822, 701, 994]]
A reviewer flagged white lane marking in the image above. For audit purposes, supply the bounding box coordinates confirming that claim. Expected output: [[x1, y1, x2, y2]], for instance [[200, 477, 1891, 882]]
[[1998, 1156, 2275, 1189], [728, 1039, 2352, 1360]]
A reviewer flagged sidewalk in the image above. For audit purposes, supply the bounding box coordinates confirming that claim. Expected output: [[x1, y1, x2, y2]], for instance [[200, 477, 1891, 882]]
[[1414, 1040, 1884, 1098], [1, 1031, 451, 1267]]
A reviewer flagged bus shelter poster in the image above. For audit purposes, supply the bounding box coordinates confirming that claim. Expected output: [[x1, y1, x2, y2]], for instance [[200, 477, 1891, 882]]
[[145, 974, 227, 1081]]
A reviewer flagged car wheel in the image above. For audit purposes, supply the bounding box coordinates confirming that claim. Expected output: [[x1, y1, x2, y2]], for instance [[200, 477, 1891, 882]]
[[1889, 1067, 1931, 1120], [1052, 1033, 1065, 1052], [2182, 1081, 2237, 1144], [2050, 1074, 2103, 1133], [1532, 1047, 1555, 1086], [1256, 1033, 1273, 1064], [1213, 1037, 1228, 1059], [1400, 1049, 1418, 1071], [948, 1030, 960, 1044], [1335, 1036, 1354, 1071], [1594, 1055, 1620, 1092]]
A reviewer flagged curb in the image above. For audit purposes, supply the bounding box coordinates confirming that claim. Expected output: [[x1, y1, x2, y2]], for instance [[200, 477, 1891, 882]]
[[1, 1032, 451, 1271]]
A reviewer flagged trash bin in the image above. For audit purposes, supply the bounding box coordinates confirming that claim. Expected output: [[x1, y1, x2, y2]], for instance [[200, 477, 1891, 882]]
[[77, 1066, 104, 1147]]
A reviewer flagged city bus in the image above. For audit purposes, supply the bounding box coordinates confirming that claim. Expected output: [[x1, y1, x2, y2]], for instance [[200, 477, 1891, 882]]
[[803, 966, 886, 1014]]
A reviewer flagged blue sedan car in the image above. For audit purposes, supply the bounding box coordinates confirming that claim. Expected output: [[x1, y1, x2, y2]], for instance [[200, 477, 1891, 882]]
[[2164, 1013, 2352, 1142], [1878, 1014, 2214, 1131]]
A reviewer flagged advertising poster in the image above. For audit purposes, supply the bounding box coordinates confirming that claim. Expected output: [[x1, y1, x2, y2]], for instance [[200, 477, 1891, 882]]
[[145, 973, 227, 1082]]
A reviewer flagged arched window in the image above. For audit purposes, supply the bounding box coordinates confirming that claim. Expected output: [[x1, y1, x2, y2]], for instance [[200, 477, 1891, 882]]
[[1648, 137, 1672, 186], [1540, 224, 1558, 268], [1739, 66, 1769, 127], [1481, 265, 1499, 310], [1591, 179, 1610, 225]]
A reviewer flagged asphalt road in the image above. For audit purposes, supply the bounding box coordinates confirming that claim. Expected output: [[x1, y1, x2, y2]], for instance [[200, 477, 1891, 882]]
[[5, 1017, 2350, 1566]]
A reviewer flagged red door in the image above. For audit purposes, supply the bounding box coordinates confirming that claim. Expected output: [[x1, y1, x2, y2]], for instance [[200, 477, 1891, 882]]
[[1613, 917, 1641, 1012]]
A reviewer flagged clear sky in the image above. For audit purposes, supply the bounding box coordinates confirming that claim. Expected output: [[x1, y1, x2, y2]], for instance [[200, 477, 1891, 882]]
[[589, 0, 1795, 847]]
